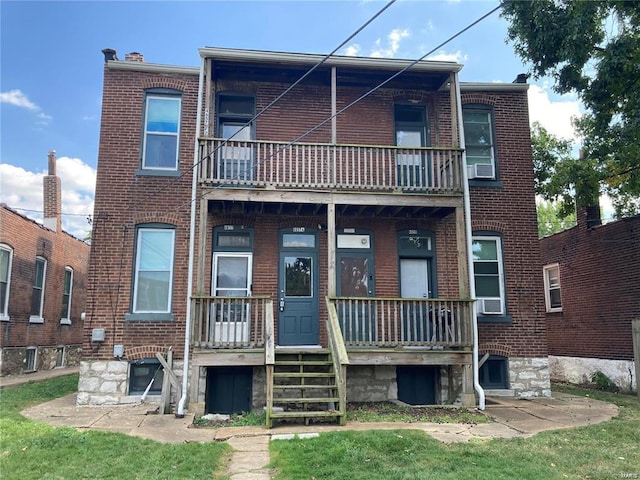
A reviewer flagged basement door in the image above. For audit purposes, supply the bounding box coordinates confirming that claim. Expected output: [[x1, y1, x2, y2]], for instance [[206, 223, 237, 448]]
[[278, 230, 319, 346]]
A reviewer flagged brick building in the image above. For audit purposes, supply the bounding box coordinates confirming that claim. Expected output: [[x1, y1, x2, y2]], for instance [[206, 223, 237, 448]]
[[1, 151, 90, 376], [80, 47, 550, 423], [540, 208, 639, 392]]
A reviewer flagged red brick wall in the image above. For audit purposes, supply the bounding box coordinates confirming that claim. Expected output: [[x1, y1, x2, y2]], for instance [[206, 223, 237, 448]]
[[0, 207, 89, 353], [540, 212, 640, 361], [463, 90, 549, 358], [86, 66, 199, 360]]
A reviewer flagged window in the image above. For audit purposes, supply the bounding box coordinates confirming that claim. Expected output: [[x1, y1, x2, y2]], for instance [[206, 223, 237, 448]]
[[217, 94, 255, 182], [30, 257, 47, 322], [395, 104, 428, 188], [142, 94, 181, 170], [129, 358, 163, 395], [463, 106, 496, 179], [132, 226, 175, 314], [543, 263, 562, 312], [55, 347, 65, 367], [0, 244, 12, 321], [25, 347, 37, 372], [60, 267, 73, 324], [472, 236, 505, 316], [479, 355, 509, 389]]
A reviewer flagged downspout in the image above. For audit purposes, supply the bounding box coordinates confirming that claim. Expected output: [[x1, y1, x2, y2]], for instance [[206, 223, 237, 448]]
[[177, 55, 206, 417], [454, 72, 485, 410]]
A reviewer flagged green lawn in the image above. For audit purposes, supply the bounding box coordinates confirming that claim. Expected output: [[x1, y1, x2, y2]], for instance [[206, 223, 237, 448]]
[[270, 386, 640, 480], [0, 374, 229, 480]]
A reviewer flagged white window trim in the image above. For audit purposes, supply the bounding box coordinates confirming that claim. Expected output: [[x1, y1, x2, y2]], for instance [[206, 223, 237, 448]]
[[0, 244, 13, 322], [30, 256, 47, 323], [472, 236, 505, 315], [211, 253, 253, 296], [132, 227, 176, 314], [463, 107, 496, 180], [25, 346, 38, 371], [60, 266, 73, 325], [142, 95, 181, 171], [543, 263, 563, 313]]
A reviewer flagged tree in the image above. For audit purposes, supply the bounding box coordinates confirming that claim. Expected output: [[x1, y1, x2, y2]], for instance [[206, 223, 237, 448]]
[[501, 0, 640, 217], [537, 200, 576, 238]]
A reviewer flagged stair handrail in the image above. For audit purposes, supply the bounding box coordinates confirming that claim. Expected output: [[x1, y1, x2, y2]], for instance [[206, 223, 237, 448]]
[[326, 296, 349, 425]]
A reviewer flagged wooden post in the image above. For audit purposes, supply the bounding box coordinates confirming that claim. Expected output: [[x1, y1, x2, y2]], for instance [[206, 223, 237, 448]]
[[196, 198, 207, 295], [159, 348, 173, 414], [633, 318, 640, 397], [327, 202, 336, 297], [455, 206, 469, 298]]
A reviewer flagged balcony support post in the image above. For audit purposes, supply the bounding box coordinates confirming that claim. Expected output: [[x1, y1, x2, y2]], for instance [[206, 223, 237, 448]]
[[327, 201, 336, 297], [196, 198, 208, 295], [455, 205, 469, 298], [331, 67, 337, 144]]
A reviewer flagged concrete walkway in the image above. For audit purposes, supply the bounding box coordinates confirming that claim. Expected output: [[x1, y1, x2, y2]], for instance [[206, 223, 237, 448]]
[[5, 370, 620, 480]]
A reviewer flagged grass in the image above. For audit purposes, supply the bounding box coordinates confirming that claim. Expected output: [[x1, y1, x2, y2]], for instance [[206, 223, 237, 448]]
[[347, 402, 489, 424], [270, 386, 640, 480], [0, 374, 229, 480]]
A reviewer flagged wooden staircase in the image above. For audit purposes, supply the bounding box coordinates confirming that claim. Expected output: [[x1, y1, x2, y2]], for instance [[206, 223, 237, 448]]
[[266, 349, 346, 427]]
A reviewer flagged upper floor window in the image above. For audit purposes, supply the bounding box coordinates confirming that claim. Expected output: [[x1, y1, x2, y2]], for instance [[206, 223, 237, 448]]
[[0, 244, 13, 321], [30, 256, 47, 322], [217, 94, 255, 182], [142, 94, 181, 171], [463, 106, 496, 180], [132, 226, 175, 314], [395, 104, 429, 189], [472, 236, 505, 316], [60, 267, 73, 324], [543, 263, 562, 312]]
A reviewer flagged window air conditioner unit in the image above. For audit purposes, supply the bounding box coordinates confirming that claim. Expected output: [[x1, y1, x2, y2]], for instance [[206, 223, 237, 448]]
[[467, 163, 495, 179], [480, 298, 503, 315]]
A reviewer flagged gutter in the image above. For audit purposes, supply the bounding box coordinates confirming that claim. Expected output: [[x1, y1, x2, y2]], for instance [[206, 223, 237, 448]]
[[454, 71, 485, 410], [177, 55, 206, 417]]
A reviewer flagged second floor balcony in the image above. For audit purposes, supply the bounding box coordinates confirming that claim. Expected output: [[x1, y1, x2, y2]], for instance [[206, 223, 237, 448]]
[[198, 138, 464, 195]]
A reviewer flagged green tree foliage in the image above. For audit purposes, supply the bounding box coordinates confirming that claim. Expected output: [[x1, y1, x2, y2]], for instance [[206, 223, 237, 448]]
[[537, 200, 576, 238], [501, 0, 640, 217]]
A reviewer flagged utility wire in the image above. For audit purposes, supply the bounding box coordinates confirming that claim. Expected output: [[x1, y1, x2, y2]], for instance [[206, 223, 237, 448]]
[[181, 3, 502, 210], [8, 207, 92, 218]]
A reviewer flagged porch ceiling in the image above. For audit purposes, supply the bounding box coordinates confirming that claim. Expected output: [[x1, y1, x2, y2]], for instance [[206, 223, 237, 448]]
[[206, 199, 454, 219]]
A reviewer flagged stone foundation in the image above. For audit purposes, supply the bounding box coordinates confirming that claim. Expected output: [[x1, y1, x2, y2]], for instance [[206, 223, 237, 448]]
[[77, 360, 184, 405], [549, 355, 637, 393], [0, 345, 82, 376], [508, 357, 552, 397]]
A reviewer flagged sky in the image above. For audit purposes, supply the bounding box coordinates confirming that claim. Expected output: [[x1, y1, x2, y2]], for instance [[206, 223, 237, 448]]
[[0, 0, 583, 239]]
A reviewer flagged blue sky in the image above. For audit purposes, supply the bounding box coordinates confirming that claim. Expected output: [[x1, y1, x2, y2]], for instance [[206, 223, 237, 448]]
[[0, 0, 582, 238]]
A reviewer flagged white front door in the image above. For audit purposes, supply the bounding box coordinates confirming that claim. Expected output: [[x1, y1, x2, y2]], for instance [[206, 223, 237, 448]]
[[212, 253, 252, 342], [400, 258, 429, 298]]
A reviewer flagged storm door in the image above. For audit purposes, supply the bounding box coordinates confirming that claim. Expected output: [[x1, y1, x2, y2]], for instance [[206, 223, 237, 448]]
[[395, 104, 429, 189], [336, 230, 376, 343], [278, 229, 319, 346]]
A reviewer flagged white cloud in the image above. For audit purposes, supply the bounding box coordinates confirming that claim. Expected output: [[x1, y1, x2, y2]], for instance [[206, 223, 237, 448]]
[[0, 157, 95, 239], [427, 50, 468, 63], [370, 28, 411, 58], [344, 44, 360, 57], [0, 89, 52, 125], [528, 84, 582, 141], [0, 89, 38, 110]]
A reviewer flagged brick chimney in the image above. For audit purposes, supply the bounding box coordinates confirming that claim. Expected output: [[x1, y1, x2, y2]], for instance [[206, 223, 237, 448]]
[[43, 150, 61, 232], [124, 52, 144, 62]]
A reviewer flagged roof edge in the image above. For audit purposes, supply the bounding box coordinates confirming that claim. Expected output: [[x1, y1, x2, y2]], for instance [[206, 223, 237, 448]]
[[198, 47, 463, 73], [107, 60, 199, 75], [460, 82, 529, 92]]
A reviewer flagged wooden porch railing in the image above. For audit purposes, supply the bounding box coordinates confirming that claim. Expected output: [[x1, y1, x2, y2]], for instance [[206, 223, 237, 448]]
[[325, 297, 349, 425], [191, 295, 272, 349], [330, 297, 474, 349], [198, 138, 464, 193]]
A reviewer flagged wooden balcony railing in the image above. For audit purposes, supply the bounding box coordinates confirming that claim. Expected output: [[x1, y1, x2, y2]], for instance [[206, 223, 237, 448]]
[[191, 295, 272, 349], [198, 138, 464, 193], [330, 297, 474, 349]]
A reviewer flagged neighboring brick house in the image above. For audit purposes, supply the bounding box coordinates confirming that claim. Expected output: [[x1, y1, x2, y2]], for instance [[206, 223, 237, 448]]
[[540, 207, 639, 392], [0, 152, 90, 376], [80, 47, 550, 422]]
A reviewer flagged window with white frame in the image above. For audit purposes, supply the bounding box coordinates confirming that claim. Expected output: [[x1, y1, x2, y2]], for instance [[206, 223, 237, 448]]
[[30, 257, 47, 322], [25, 347, 37, 371], [142, 94, 181, 170], [463, 106, 496, 180], [472, 236, 505, 315], [543, 263, 562, 312], [0, 244, 13, 321], [60, 267, 73, 324], [132, 226, 175, 313]]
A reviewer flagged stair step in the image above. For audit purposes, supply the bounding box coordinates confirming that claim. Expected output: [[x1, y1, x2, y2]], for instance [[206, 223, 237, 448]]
[[273, 372, 334, 378], [274, 397, 339, 404], [269, 410, 342, 419], [273, 384, 336, 390]]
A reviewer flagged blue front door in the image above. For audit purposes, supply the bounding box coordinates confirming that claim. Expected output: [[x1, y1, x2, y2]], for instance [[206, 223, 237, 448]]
[[278, 230, 319, 346]]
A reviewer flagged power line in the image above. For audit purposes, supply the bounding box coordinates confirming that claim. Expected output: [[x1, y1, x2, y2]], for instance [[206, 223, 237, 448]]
[[7, 206, 92, 218]]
